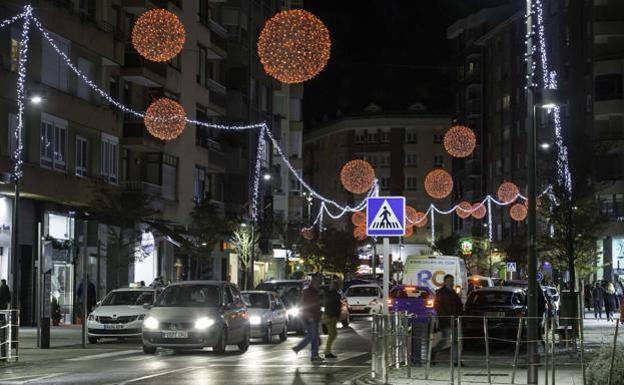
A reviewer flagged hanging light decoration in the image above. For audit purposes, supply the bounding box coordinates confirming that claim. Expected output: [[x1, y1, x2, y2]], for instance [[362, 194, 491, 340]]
[[413, 211, 428, 228], [131, 9, 185, 62], [351, 211, 366, 227], [257, 9, 331, 84], [424, 169, 453, 199], [497, 181, 520, 203], [443, 125, 476, 158], [301, 228, 314, 240], [471, 202, 486, 220], [144, 98, 187, 140], [353, 226, 367, 241], [340, 159, 376, 194], [404, 226, 414, 239], [406, 206, 418, 224], [455, 201, 472, 219], [510, 203, 528, 222]]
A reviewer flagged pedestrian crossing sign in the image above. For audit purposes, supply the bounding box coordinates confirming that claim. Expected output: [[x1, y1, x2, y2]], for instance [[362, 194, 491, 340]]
[[366, 197, 406, 236]]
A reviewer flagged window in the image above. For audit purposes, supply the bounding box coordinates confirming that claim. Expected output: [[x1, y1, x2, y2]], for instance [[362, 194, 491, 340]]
[[42, 31, 69, 91], [355, 130, 366, 144], [380, 177, 390, 190], [7, 113, 17, 158], [502, 94, 510, 110], [379, 153, 390, 168], [75, 136, 88, 177], [364, 154, 378, 167], [380, 129, 390, 143], [197, 0, 209, 25], [77, 57, 94, 101], [595, 74, 623, 101], [197, 45, 214, 87], [367, 131, 378, 143], [290, 130, 302, 158], [405, 153, 417, 166], [195, 104, 214, 148], [40, 113, 67, 171], [405, 176, 417, 190], [100, 133, 118, 183], [10, 27, 19, 72], [194, 166, 208, 202], [433, 155, 444, 167], [162, 154, 178, 200], [405, 129, 417, 143], [433, 134, 443, 144]]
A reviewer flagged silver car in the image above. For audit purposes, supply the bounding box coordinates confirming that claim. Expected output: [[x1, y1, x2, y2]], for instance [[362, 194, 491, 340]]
[[241, 290, 288, 343], [141, 281, 250, 354]]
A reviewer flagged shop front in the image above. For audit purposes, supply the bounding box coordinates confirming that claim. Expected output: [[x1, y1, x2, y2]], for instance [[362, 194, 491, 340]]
[[44, 212, 75, 325]]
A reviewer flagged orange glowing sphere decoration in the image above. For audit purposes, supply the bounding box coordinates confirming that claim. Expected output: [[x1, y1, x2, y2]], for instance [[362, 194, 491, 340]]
[[497, 181, 520, 203], [443, 125, 477, 158], [455, 201, 473, 219], [353, 226, 367, 241], [301, 228, 314, 240], [403, 226, 414, 239], [471, 202, 487, 219], [406, 206, 419, 225], [340, 159, 376, 194], [144, 98, 187, 140], [510, 203, 528, 222], [257, 9, 331, 84], [351, 211, 366, 227], [424, 169, 453, 199], [131, 9, 185, 62], [413, 211, 428, 228]]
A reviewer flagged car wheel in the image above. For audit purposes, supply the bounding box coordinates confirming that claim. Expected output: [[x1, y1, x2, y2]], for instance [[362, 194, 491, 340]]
[[238, 328, 250, 352], [279, 325, 288, 342], [262, 324, 272, 344], [88, 337, 98, 344], [213, 328, 228, 354], [341, 314, 350, 328], [142, 345, 156, 354]]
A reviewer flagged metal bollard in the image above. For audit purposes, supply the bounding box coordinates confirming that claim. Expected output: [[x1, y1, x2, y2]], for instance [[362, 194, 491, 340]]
[[545, 318, 549, 385], [511, 317, 523, 384], [483, 317, 491, 385], [450, 317, 455, 385], [394, 311, 400, 368], [371, 315, 378, 378], [551, 316, 556, 385], [7, 311, 11, 361], [407, 315, 412, 378], [608, 320, 619, 385], [426, 316, 434, 380], [457, 317, 463, 385], [578, 314, 585, 385]]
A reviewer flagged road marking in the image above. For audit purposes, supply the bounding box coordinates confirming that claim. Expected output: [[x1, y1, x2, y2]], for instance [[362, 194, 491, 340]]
[[0, 373, 67, 384], [331, 351, 369, 363], [116, 354, 156, 362], [66, 349, 138, 361], [208, 363, 368, 368], [112, 367, 200, 385]]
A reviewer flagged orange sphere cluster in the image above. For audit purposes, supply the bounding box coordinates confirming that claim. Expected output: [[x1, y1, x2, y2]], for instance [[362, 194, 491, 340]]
[[351, 211, 366, 227], [353, 226, 367, 241], [510, 203, 528, 222], [443, 125, 476, 158], [340, 159, 376, 194], [497, 181, 520, 203], [301, 228, 314, 240], [258, 9, 331, 84], [413, 211, 428, 228], [144, 98, 187, 140], [404, 226, 414, 239], [132, 9, 185, 62], [424, 169, 453, 199], [455, 201, 472, 219], [471, 202, 486, 219]]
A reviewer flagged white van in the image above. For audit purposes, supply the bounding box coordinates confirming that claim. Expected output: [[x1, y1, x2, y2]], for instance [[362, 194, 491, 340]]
[[402, 255, 468, 301]]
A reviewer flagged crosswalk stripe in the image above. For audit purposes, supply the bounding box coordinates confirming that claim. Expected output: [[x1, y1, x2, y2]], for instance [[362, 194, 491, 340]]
[[66, 350, 138, 361], [0, 373, 66, 384]]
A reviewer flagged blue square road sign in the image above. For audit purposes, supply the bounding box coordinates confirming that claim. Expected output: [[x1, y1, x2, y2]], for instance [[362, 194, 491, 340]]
[[366, 197, 406, 237]]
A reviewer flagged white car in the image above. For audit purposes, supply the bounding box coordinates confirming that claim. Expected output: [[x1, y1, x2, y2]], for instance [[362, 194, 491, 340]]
[[345, 284, 382, 316], [87, 287, 156, 344]]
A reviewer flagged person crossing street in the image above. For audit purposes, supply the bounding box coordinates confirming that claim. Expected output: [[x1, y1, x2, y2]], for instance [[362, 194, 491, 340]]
[[323, 281, 341, 359], [292, 279, 324, 363]]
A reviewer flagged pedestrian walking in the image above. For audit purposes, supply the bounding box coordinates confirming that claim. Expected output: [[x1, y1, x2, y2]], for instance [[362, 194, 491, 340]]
[[432, 274, 463, 366], [584, 283, 593, 312], [0, 279, 11, 310], [322, 281, 341, 359], [604, 281, 616, 322], [593, 282, 604, 319], [292, 279, 324, 363]]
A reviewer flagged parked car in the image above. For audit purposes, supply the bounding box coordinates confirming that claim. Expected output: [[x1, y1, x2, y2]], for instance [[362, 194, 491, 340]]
[[241, 290, 288, 343], [319, 284, 350, 330], [344, 284, 383, 316], [87, 287, 156, 344], [388, 285, 436, 323], [502, 280, 529, 288], [256, 280, 305, 334], [141, 281, 250, 354]]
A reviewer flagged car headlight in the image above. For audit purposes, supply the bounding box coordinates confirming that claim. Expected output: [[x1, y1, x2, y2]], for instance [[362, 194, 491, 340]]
[[321, 306, 325, 313], [143, 316, 159, 330], [195, 317, 215, 330], [249, 316, 262, 325], [287, 307, 300, 317]]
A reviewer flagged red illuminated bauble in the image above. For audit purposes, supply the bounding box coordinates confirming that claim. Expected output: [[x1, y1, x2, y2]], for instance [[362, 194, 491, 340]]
[[144, 98, 186, 140], [132, 9, 185, 62], [424, 169, 453, 199], [471, 202, 486, 219], [353, 226, 367, 241], [497, 181, 520, 204], [455, 201, 472, 219], [404, 226, 414, 239], [257, 9, 331, 83], [406, 206, 418, 225], [340, 160, 376, 194], [443, 125, 476, 158], [351, 211, 366, 227], [413, 211, 428, 228], [510, 203, 528, 222], [301, 228, 314, 240]]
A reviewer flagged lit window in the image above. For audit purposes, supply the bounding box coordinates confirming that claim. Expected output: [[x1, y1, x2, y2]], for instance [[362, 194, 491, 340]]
[[75, 136, 88, 177]]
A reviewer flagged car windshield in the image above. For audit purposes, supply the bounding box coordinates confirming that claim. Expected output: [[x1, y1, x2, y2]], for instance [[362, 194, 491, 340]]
[[102, 291, 153, 306], [347, 286, 379, 297], [155, 285, 221, 307], [242, 293, 270, 308], [469, 291, 518, 306], [257, 282, 300, 306], [390, 287, 430, 299]]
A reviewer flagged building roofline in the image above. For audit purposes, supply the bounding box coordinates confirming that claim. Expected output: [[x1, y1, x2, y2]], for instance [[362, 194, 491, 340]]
[[474, 9, 524, 46]]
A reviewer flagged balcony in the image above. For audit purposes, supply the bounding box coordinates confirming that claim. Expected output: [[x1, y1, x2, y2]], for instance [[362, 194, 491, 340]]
[[121, 114, 164, 150], [120, 181, 163, 197], [208, 148, 227, 171], [209, 20, 229, 58], [594, 99, 624, 118], [595, 21, 624, 37], [121, 0, 180, 14], [120, 48, 167, 87]]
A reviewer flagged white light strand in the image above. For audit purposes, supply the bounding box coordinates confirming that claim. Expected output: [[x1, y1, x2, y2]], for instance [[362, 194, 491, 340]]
[[487, 198, 493, 241], [12, 6, 32, 180], [430, 207, 435, 246], [0, 12, 25, 30], [250, 124, 267, 221]]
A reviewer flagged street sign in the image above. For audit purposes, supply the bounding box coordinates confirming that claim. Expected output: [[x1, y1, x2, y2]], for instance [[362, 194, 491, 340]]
[[506, 262, 517, 273], [536, 272, 544, 282], [366, 197, 406, 236]]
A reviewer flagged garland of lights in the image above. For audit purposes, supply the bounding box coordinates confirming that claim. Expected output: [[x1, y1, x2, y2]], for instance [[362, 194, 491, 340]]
[[12, 6, 32, 180]]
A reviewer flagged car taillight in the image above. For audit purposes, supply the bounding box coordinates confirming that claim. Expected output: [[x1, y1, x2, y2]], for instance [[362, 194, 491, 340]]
[[425, 299, 434, 308], [387, 298, 393, 307]]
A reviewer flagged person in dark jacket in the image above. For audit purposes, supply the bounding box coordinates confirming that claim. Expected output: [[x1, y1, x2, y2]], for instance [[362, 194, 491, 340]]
[[604, 281, 616, 322], [593, 282, 604, 319], [0, 279, 11, 310], [432, 274, 463, 365], [292, 279, 324, 362], [322, 281, 342, 359]]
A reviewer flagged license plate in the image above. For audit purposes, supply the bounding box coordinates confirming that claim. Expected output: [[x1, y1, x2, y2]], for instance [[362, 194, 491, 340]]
[[351, 305, 364, 309], [485, 312, 505, 318], [103, 324, 124, 330], [162, 331, 188, 338]]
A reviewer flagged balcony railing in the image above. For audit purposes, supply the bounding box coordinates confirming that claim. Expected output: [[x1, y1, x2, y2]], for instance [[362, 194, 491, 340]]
[[120, 181, 163, 197], [123, 48, 167, 79]]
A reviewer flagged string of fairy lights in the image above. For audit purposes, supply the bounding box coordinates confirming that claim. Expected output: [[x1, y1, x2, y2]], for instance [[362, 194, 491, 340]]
[[3, 3, 567, 247]]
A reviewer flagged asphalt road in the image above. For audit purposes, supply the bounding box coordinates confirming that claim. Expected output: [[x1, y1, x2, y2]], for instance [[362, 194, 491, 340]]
[[0, 319, 372, 385]]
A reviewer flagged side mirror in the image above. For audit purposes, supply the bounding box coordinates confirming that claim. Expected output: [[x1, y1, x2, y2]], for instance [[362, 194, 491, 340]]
[[142, 304, 152, 309], [96, 301, 102, 307]]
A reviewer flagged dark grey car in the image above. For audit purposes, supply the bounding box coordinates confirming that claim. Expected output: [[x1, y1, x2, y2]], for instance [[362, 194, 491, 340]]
[[142, 281, 250, 354], [241, 290, 288, 343]]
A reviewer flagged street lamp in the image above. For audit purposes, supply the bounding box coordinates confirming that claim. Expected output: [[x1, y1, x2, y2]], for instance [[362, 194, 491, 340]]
[[262, 173, 271, 181], [30, 95, 43, 104], [539, 142, 550, 150]]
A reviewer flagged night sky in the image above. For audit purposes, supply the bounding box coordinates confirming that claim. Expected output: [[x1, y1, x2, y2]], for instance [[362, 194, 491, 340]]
[[303, 0, 511, 127]]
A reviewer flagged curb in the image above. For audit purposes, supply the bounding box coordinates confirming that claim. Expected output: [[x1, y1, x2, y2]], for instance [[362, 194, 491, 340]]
[[342, 372, 384, 385]]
